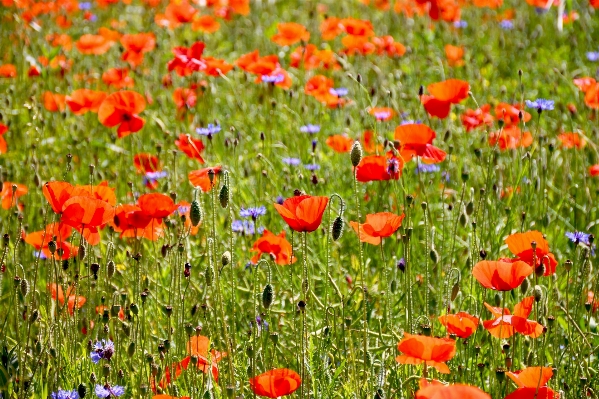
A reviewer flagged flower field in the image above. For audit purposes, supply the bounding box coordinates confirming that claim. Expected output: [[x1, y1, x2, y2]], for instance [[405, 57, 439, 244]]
[[1, 0, 599, 397]]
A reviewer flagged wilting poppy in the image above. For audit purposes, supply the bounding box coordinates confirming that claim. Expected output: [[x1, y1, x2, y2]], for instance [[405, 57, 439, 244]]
[[189, 166, 222, 192], [273, 194, 329, 233], [1, 182, 27, 210], [438, 312, 480, 338], [415, 382, 491, 399], [98, 91, 146, 137], [250, 229, 296, 265], [175, 134, 205, 162], [66, 89, 107, 115], [350, 212, 405, 245], [396, 333, 456, 374], [483, 296, 544, 339], [249, 368, 302, 398], [271, 22, 310, 46], [75, 34, 114, 55], [325, 135, 354, 153], [472, 260, 532, 291], [505, 231, 558, 276], [394, 123, 447, 164], [355, 154, 403, 182]]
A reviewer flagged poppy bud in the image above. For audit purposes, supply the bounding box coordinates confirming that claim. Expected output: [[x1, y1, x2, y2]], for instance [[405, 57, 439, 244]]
[[102, 364, 110, 377], [519, 277, 529, 295], [205, 265, 213, 286], [163, 305, 173, 317], [533, 285, 543, 302], [420, 324, 431, 336], [459, 212, 468, 227], [496, 368, 506, 383], [350, 141, 363, 167], [466, 201, 474, 216], [331, 216, 343, 241], [122, 322, 130, 337], [219, 184, 229, 208], [78, 242, 87, 261], [357, 74, 362, 83], [190, 199, 202, 226], [564, 259, 572, 272], [451, 282, 460, 301], [20, 278, 29, 297], [111, 305, 121, 318], [430, 249, 438, 264], [106, 260, 115, 279], [298, 300, 306, 312], [3, 233, 9, 247], [48, 240, 57, 254], [418, 85, 424, 96], [262, 284, 273, 309], [78, 383, 87, 398], [270, 333, 279, 345], [535, 264, 545, 278]]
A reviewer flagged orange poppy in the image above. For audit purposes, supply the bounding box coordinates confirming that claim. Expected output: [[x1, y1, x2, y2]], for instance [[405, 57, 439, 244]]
[[360, 0, 391, 10], [350, 212, 405, 245], [438, 312, 479, 338], [133, 153, 160, 173], [504, 386, 557, 399], [558, 132, 585, 149], [584, 83, 599, 109], [461, 105, 493, 131], [428, 79, 470, 103], [474, 0, 502, 7], [43, 181, 77, 213], [369, 107, 396, 121], [120, 33, 156, 67], [339, 17, 375, 37], [573, 77, 596, 93], [202, 57, 233, 77], [1, 182, 28, 210], [46, 33, 73, 50], [189, 166, 222, 192], [472, 260, 532, 291], [320, 16, 342, 40], [507, 366, 553, 388], [289, 44, 339, 70], [483, 296, 544, 339], [175, 134, 205, 162], [43, 91, 66, 112], [355, 154, 403, 182], [444, 44, 464, 67], [505, 231, 557, 276], [25, 223, 76, 260], [494, 103, 531, 126], [192, 15, 220, 33], [372, 35, 406, 57], [75, 34, 114, 55], [415, 382, 491, 399], [102, 68, 134, 89], [396, 333, 456, 374], [488, 126, 533, 150], [250, 229, 295, 265], [110, 204, 164, 241], [98, 91, 146, 137], [0, 64, 17, 78], [249, 368, 302, 398], [155, 0, 197, 29], [273, 194, 329, 233], [271, 22, 310, 46], [66, 89, 107, 115], [61, 196, 114, 229], [326, 135, 354, 153], [341, 35, 376, 56]]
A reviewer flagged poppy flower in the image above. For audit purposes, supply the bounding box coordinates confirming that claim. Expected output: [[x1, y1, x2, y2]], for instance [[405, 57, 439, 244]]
[[0, 64, 17, 78], [326, 135, 354, 153], [0, 123, 7, 154], [134, 153, 160, 173], [557, 132, 585, 149], [507, 366, 553, 389], [362, 130, 383, 153], [175, 134, 205, 162], [102, 68, 134, 89], [355, 154, 402, 182], [505, 231, 558, 276], [395, 333, 456, 374], [47, 283, 86, 315], [444, 44, 464, 67], [488, 126, 533, 150], [66, 89, 107, 115], [341, 35, 376, 56], [421, 95, 452, 119], [483, 296, 544, 338], [189, 166, 222, 192], [584, 83, 599, 109], [1, 182, 27, 210], [320, 16, 343, 40], [43, 92, 67, 112], [98, 91, 146, 137], [96, 305, 125, 321], [110, 204, 164, 241], [155, 0, 197, 29], [350, 212, 405, 245], [494, 103, 531, 126], [137, 193, 178, 223], [339, 17, 375, 37], [472, 260, 532, 291], [25, 223, 76, 260], [590, 165, 599, 176], [75, 34, 114, 55], [415, 382, 491, 399], [438, 312, 480, 338], [271, 22, 310, 46], [43, 181, 78, 214], [192, 14, 221, 33], [369, 107, 396, 121], [573, 77, 596, 93], [422, 79, 469, 118], [372, 35, 406, 57], [250, 229, 296, 265], [461, 105, 493, 131], [394, 124, 447, 164], [120, 33, 156, 67], [273, 194, 329, 233], [249, 368, 302, 398]]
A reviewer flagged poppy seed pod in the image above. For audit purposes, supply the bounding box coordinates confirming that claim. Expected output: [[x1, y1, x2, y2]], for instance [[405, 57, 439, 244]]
[[350, 141, 363, 167], [219, 184, 229, 208], [520, 277, 529, 295], [332, 216, 343, 241], [190, 199, 202, 226], [533, 285, 543, 302], [106, 260, 115, 279], [262, 284, 273, 309]]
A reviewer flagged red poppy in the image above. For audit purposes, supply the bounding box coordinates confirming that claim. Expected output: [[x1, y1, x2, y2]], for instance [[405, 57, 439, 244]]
[[137, 193, 178, 223], [362, 130, 383, 153], [395, 333, 456, 374], [488, 126, 533, 150], [394, 123, 446, 164], [175, 134, 205, 162], [251, 229, 296, 265], [504, 387, 558, 399], [590, 165, 599, 176], [355, 154, 402, 182], [557, 132, 585, 149], [75, 34, 114, 55], [461, 105, 493, 131], [1, 182, 27, 210], [290, 44, 340, 70], [438, 312, 480, 338], [505, 231, 558, 276], [47, 283, 86, 315], [192, 14, 221, 33], [341, 35, 376, 56], [372, 35, 406, 57], [66, 89, 107, 115], [583, 84, 599, 109], [134, 153, 160, 173], [189, 166, 222, 192], [494, 103, 531, 126], [320, 16, 342, 40], [472, 260, 532, 291], [0, 123, 7, 154], [43, 181, 77, 213], [325, 135, 354, 153], [273, 194, 329, 233], [120, 33, 156, 67], [25, 223, 76, 260], [155, 0, 197, 29], [102, 68, 134, 89], [271, 22, 310, 46], [507, 367, 553, 389], [339, 17, 375, 37], [249, 368, 302, 398], [573, 77, 596, 93], [98, 91, 146, 137], [110, 204, 164, 241], [43, 92, 67, 112], [168, 41, 206, 76], [483, 296, 544, 339], [415, 382, 491, 399], [0, 64, 17, 78], [350, 212, 405, 245], [173, 86, 198, 111]]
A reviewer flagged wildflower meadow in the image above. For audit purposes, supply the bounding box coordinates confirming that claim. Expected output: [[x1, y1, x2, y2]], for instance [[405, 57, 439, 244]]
[[2, 0, 599, 397]]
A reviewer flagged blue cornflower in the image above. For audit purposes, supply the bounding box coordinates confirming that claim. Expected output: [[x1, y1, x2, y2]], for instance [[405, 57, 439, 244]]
[[329, 87, 348, 97], [196, 124, 221, 136], [256, 315, 269, 332], [261, 74, 284, 84], [177, 204, 190, 216], [587, 52, 599, 62], [397, 258, 406, 272], [239, 206, 266, 220], [95, 385, 125, 398], [453, 20, 467, 28], [34, 250, 47, 260], [143, 171, 167, 187], [525, 99, 554, 112], [90, 339, 114, 364], [400, 119, 422, 125], [566, 231, 591, 245], [415, 164, 440, 174], [441, 171, 450, 182], [300, 124, 320, 134], [387, 158, 401, 176], [304, 164, 320, 171], [374, 110, 392, 121], [535, 7, 549, 14], [276, 195, 285, 205], [232, 220, 257, 235], [78, 2, 92, 9], [282, 157, 301, 166], [499, 20, 514, 30], [51, 390, 79, 399], [88, 14, 97, 22]]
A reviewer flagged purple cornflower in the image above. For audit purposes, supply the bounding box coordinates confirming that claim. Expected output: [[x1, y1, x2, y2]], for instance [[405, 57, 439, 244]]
[[261, 74, 285, 83], [143, 171, 167, 187], [95, 385, 125, 398], [78, 1, 92, 9], [282, 157, 301, 166], [239, 206, 266, 220], [397, 258, 406, 272], [196, 123, 221, 137], [232, 220, 262, 235], [415, 164, 440, 174], [256, 315, 269, 332], [453, 20, 467, 28], [387, 158, 401, 176], [51, 390, 79, 399], [374, 110, 392, 121], [400, 119, 422, 125], [587, 52, 599, 62], [499, 20, 514, 30], [329, 87, 348, 97], [535, 7, 549, 14], [304, 164, 320, 171], [90, 339, 114, 364], [312, 139, 318, 151], [276, 195, 285, 205], [525, 99, 554, 112], [566, 231, 591, 245], [177, 204, 190, 216], [300, 124, 320, 134]]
